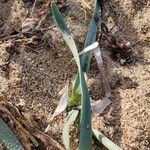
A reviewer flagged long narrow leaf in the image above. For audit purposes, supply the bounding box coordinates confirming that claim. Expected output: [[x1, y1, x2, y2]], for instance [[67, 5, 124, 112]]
[[72, 0, 101, 103], [51, 3, 92, 149], [70, 42, 100, 106], [73, 42, 111, 116], [79, 68, 92, 150], [62, 110, 79, 150], [74, 41, 111, 98], [81, 0, 101, 72], [93, 39, 111, 98], [93, 129, 122, 150], [0, 118, 24, 150], [87, 42, 111, 115], [51, 2, 80, 67]]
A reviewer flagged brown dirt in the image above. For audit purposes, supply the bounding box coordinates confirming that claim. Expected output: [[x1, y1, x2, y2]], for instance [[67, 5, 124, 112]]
[[0, 0, 150, 150]]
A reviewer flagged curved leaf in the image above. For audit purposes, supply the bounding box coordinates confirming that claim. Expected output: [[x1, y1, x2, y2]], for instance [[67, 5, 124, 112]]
[[51, 2, 92, 150], [62, 110, 79, 150], [81, 0, 101, 72], [93, 128, 122, 150], [93, 42, 111, 98], [72, 0, 101, 103], [79, 69, 92, 150], [51, 2, 80, 67]]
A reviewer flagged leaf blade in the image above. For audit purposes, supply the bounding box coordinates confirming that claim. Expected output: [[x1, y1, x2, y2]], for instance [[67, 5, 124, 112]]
[[93, 128, 122, 150], [51, 2, 80, 67], [72, 0, 101, 104], [79, 69, 92, 150], [62, 110, 79, 150], [81, 0, 101, 72], [51, 3, 92, 149]]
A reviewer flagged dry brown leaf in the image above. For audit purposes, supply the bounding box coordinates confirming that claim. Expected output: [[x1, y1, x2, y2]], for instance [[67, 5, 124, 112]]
[[91, 97, 111, 116], [45, 84, 69, 133], [22, 18, 38, 33], [0, 97, 64, 150]]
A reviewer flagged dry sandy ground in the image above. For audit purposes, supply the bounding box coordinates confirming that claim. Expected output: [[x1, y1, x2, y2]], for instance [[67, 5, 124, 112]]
[[0, 0, 149, 149]]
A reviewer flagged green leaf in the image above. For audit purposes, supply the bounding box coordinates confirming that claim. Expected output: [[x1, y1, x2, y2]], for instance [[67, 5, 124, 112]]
[[93, 128, 122, 150], [0, 118, 24, 150], [72, 0, 101, 100], [51, 2, 80, 67], [62, 110, 79, 150], [51, 2, 92, 150], [81, 0, 101, 72], [79, 69, 92, 150]]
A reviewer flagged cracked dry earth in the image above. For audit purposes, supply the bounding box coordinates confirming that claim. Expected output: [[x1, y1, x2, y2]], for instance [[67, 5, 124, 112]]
[[0, 0, 150, 150]]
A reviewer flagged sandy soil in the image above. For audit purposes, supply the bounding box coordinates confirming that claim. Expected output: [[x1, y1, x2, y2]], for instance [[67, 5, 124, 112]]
[[0, 0, 149, 149]]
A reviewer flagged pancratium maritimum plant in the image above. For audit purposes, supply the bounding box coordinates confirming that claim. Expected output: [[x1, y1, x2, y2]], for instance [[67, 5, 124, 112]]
[[47, 1, 121, 150]]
